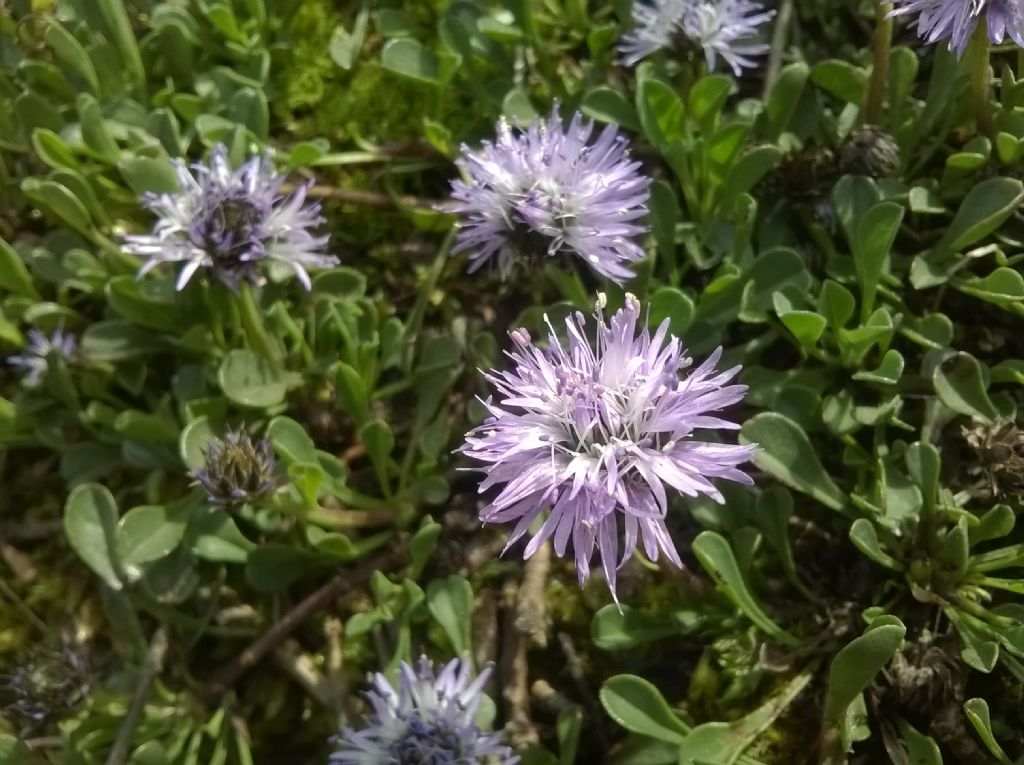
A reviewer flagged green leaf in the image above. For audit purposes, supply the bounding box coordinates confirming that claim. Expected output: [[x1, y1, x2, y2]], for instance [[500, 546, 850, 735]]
[[557, 705, 584, 765], [64, 483, 123, 589], [590, 605, 678, 650], [45, 22, 101, 94], [360, 419, 395, 489], [765, 62, 809, 139], [229, 88, 269, 140], [896, 719, 942, 765], [852, 349, 904, 385], [849, 519, 900, 570], [824, 619, 906, 748], [81, 320, 164, 361], [267, 417, 318, 464], [955, 267, 1024, 305], [381, 38, 440, 84], [118, 156, 180, 195], [409, 516, 442, 579], [0, 238, 40, 299], [245, 544, 317, 592], [933, 177, 1024, 258], [0, 735, 33, 765], [854, 202, 903, 320], [720, 146, 781, 209], [334, 361, 370, 425], [932, 352, 998, 422], [963, 698, 1013, 764], [179, 416, 216, 471], [818, 279, 855, 329], [649, 287, 694, 337], [599, 675, 689, 744], [688, 75, 731, 129], [218, 349, 287, 409], [97, 0, 147, 94], [21, 178, 93, 236], [740, 413, 847, 512], [637, 76, 684, 149], [116, 504, 188, 573], [811, 59, 867, 104], [30, 129, 80, 172], [648, 181, 678, 273], [426, 575, 473, 656], [692, 531, 798, 646], [77, 93, 119, 162]]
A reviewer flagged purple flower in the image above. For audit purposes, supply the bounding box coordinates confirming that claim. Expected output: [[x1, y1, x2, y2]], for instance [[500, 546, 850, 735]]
[[8, 328, 76, 386], [192, 428, 277, 506], [461, 295, 757, 601], [331, 656, 518, 765], [449, 108, 651, 285], [122, 144, 336, 291], [888, 0, 1024, 57], [620, 0, 775, 75]]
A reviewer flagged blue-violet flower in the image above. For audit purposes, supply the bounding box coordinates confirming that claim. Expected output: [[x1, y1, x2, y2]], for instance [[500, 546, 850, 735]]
[[8, 329, 76, 386], [620, 0, 775, 75], [122, 144, 335, 291], [461, 295, 757, 600], [331, 656, 518, 765], [449, 108, 651, 285], [888, 0, 1024, 57]]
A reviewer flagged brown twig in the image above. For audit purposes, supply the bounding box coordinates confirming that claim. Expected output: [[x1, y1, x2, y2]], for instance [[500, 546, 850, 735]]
[[514, 542, 550, 648], [499, 581, 539, 748], [200, 549, 403, 699]]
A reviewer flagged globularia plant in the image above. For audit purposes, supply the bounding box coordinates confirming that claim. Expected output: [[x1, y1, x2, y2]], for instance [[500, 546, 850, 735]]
[[123, 144, 336, 291], [449, 109, 651, 284], [331, 657, 517, 765], [619, 0, 775, 74], [461, 294, 755, 599]]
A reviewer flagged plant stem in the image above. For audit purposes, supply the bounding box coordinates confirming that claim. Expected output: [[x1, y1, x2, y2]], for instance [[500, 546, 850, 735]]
[[864, 2, 893, 125], [969, 22, 995, 137], [402, 229, 454, 373], [237, 281, 282, 365], [762, 0, 793, 99], [104, 627, 168, 765]]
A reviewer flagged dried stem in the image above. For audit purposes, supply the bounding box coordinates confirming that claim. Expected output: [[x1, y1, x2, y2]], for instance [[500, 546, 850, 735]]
[[499, 581, 539, 748], [514, 542, 550, 647]]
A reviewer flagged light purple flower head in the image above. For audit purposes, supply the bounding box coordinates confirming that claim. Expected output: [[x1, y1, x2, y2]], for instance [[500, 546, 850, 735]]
[[449, 108, 651, 285], [331, 656, 518, 765], [888, 0, 1024, 57], [620, 0, 775, 75], [461, 294, 757, 601], [8, 329, 76, 386], [122, 144, 336, 292]]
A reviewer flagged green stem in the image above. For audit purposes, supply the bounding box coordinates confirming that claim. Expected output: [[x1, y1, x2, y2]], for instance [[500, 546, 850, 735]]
[[864, 3, 893, 125], [402, 230, 454, 373], [968, 23, 995, 137], [237, 281, 282, 365]]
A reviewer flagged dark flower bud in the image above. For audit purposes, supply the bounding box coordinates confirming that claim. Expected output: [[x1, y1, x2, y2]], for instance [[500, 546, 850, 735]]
[[2, 643, 91, 728], [838, 126, 900, 178], [192, 428, 277, 506]]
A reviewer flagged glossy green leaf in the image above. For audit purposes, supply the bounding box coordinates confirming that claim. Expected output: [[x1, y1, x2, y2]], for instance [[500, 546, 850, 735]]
[[116, 504, 188, 573]]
